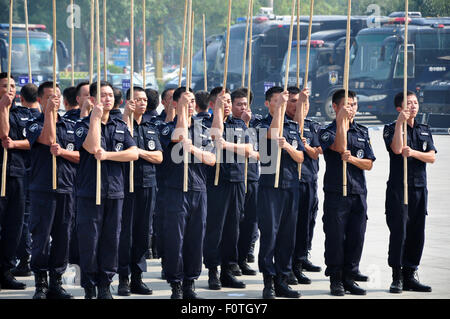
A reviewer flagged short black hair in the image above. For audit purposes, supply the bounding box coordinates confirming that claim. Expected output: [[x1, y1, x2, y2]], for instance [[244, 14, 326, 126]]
[[20, 83, 38, 103], [209, 86, 231, 104], [265, 86, 284, 102], [145, 88, 160, 111], [63, 86, 78, 107], [113, 87, 122, 108], [195, 90, 210, 111], [0, 72, 14, 80], [332, 89, 357, 105], [89, 81, 114, 99], [126, 86, 145, 100], [161, 87, 175, 101], [37, 81, 60, 97], [173, 87, 194, 102], [75, 81, 90, 97], [231, 87, 253, 105], [394, 90, 416, 109], [287, 86, 300, 95]]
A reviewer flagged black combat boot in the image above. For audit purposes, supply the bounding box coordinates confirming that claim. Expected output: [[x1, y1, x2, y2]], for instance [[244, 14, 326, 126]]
[[11, 258, 32, 277], [293, 262, 311, 285], [170, 282, 183, 299], [274, 274, 301, 298], [0, 270, 26, 290], [389, 267, 403, 294], [33, 272, 48, 299], [402, 268, 432, 292], [220, 265, 246, 289], [229, 263, 242, 276], [182, 279, 202, 299], [262, 274, 276, 299], [343, 273, 366, 295], [84, 286, 96, 299], [117, 275, 131, 296], [47, 272, 73, 299], [239, 260, 257, 276], [130, 272, 152, 295], [302, 257, 321, 272], [97, 285, 114, 299], [329, 272, 345, 296], [208, 267, 221, 290], [247, 242, 255, 263], [353, 270, 369, 282]]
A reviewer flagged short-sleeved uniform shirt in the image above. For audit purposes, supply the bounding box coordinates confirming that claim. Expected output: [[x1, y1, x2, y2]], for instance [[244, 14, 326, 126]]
[[319, 120, 376, 194], [300, 119, 322, 182], [383, 121, 436, 188], [74, 114, 136, 199], [26, 114, 78, 194], [257, 114, 305, 189]]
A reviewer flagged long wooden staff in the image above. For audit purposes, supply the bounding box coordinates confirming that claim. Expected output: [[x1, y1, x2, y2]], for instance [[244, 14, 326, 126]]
[[403, 0, 409, 205], [296, 0, 300, 88], [203, 14, 207, 91], [52, 0, 58, 190], [342, 0, 351, 197], [241, 0, 251, 88], [183, 0, 192, 193], [89, 0, 94, 84], [70, 0, 75, 86], [189, 12, 195, 86], [142, 0, 146, 89], [298, 0, 314, 179], [274, 0, 296, 188], [244, 0, 254, 194], [25, 0, 32, 84], [95, 0, 102, 205], [129, 0, 135, 193], [214, 0, 232, 186], [1, 0, 13, 198], [178, 0, 188, 87], [103, 0, 107, 81]]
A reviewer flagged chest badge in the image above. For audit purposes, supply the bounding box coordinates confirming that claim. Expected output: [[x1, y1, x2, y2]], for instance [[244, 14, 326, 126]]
[[66, 143, 75, 151], [291, 139, 298, 149], [148, 140, 156, 151], [356, 149, 365, 159], [423, 141, 427, 151]]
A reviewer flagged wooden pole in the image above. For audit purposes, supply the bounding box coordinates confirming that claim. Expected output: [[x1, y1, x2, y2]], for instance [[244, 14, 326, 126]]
[[183, 0, 192, 193], [70, 0, 75, 86], [142, 0, 146, 89], [103, 0, 107, 81], [298, 0, 314, 179], [89, 0, 94, 84], [203, 14, 207, 91], [25, 0, 32, 83], [1, 0, 13, 198], [342, 0, 351, 197], [403, 0, 409, 205], [129, 0, 135, 194], [178, 0, 188, 87], [95, 0, 102, 205], [189, 11, 195, 88], [296, 0, 300, 88], [274, 0, 296, 188], [214, 0, 232, 186], [52, 0, 58, 191], [241, 0, 251, 88]]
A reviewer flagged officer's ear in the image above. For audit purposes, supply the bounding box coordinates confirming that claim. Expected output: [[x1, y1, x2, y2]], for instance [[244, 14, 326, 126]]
[[264, 100, 269, 109], [89, 96, 96, 105], [395, 106, 402, 113]]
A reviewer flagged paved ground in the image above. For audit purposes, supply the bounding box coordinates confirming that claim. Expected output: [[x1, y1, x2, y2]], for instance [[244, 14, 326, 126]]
[[0, 127, 449, 300]]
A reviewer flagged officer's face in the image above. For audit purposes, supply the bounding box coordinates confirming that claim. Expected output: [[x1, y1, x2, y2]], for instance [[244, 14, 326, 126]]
[[333, 96, 358, 119], [39, 87, 61, 111], [286, 93, 299, 118], [0, 77, 16, 98], [223, 93, 232, 117], [133, 91, 148, 115], [97, 86, 115, 110], [76, 84, 90, 107], [406, 94, 419, 118], [232, 97, 248, 118], [162, 89, 174, 111]]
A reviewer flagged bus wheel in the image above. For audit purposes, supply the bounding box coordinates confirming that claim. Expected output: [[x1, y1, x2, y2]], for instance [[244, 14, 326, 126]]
[[321, 95, 336, 121]]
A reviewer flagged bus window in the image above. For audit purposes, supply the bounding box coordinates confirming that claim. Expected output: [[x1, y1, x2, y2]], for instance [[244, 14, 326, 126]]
[[10, 37, 56, 75], [393, 44, 415, 79]]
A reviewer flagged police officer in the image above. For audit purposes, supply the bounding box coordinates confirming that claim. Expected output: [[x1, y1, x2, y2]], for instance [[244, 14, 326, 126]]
[[11, 83, 41, 278], [62, 86, 81, 121], [78, 81, 93, 119], [256, 86, 304, 299], [117, 87, 162, 296], [231, 88, 259, 277], [203, 87, 255, 290], [288, 86, 322, 285], [26, 81, 79, 299], [109, 87, 124, 121], [160, 87, 215, 299], [0, 73, 30, 291], [383, 91, 436, 293], [74, 81, 138, 299], [319, 89, 375, 296]]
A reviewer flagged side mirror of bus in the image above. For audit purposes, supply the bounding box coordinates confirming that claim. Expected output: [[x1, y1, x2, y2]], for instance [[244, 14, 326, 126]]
[[57, 40, 70, 71], [0, 38, 7, 61]]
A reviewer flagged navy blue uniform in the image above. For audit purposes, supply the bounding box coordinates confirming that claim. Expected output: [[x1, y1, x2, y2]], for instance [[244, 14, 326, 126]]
[[109, 108, 123, 121], [159, 116, 214, 283], [118, 118, 162, 276], [203, 115, 249, 270], [383, 121, 436, 271], [294, 119, 321, 264], [256, 114, 305, 276], [63, 108, 81, 122], [237, 115, 261, 264], [74, 115, 136, 289], [319, 120, 375, 277], [0, 104, 32, 274], [26, 114, 78, 276]]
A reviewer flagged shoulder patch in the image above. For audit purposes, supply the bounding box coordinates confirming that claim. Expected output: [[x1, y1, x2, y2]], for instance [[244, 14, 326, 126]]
[[75, 127, 84, 138]]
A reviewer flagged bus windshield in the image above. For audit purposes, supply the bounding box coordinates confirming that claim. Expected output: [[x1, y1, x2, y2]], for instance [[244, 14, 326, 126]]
[[11, 37, 57, 74], [349, 33, 396, 81], [281, 47, 318, 74]]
